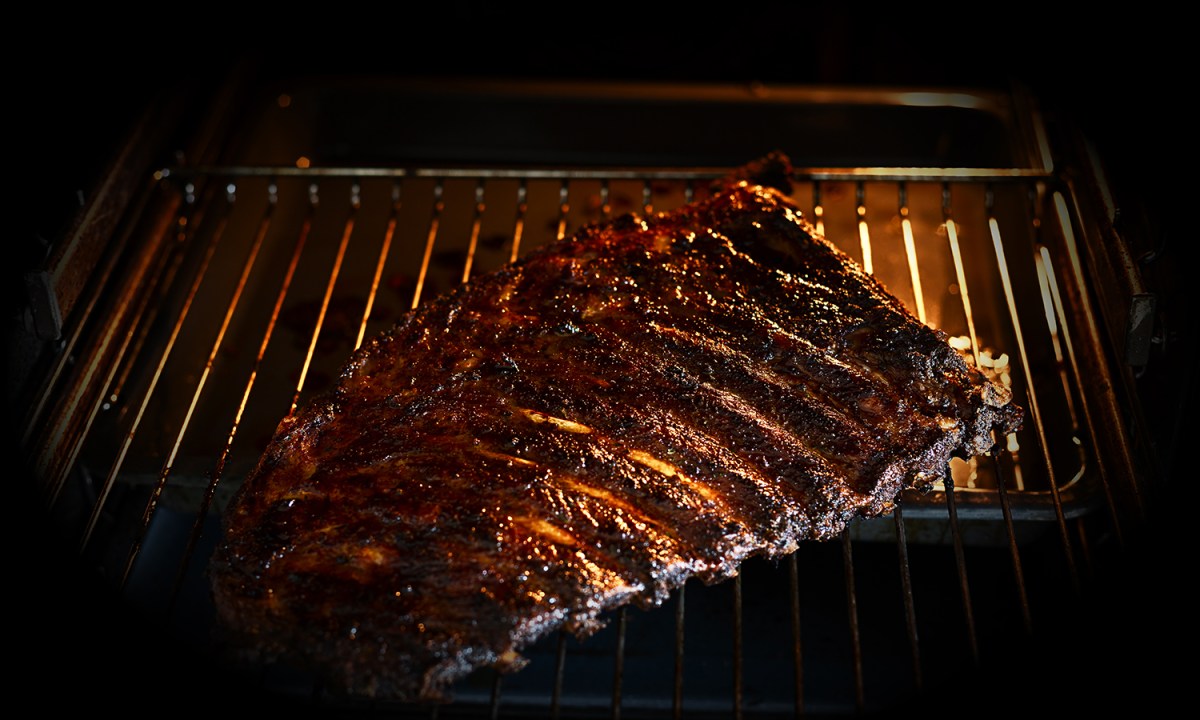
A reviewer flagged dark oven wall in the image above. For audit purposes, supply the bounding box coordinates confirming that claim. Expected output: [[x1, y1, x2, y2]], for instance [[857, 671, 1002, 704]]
[[14, 10, 1183, 716]]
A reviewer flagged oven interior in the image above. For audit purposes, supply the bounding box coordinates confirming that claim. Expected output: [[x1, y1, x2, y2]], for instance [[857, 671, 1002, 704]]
[[14, 23, 1185, 717]]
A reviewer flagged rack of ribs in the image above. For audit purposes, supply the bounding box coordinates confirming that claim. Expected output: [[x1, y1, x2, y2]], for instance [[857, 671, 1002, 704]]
[[208, 154, 1022, 701]]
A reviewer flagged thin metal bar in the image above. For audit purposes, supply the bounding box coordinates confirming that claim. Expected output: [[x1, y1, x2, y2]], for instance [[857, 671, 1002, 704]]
[[612, 606, 627, 720], [556, 179, 570, 241], [106, 280, 175, 414], [166, 184, 313, 615], [898, 183, 927, 323], [290, 182, 359, 416], [551, 630, 567, 719], [461, 179, 487, 283], [787, 554, 803, 718], [276, 80, 1024, 109], [1076, 516, 1094, 581], [812, 183, 824, 237], [892, 184, 924, 691], [991, 450, 1033, 633], [893, 506, 922, 691], [943, 185, 980, 363], [673, 583, 686, 720], [410, 180, 443, 310], [490, 669, 503, 720], [509, 180, 528, 263], [247, 79, 1012, 109], [356, 182, 402, 350], [78, 189, 237, 552], [733, 574, 743, 720], [855, 182, 872, 275], [1033, 247, 1080, 431], [120, 181, 279, 589], [163, 164, 1054, 182], [986, 190, 1079, 592], [942, 469, 979, 663], [945, 206, 983, 478], [600, 180, 612, 221], [841, 530, 865, 713]]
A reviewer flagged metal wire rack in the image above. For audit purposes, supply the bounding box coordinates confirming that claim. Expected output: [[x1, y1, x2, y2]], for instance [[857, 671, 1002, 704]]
[[22, 161, 1141, 717]]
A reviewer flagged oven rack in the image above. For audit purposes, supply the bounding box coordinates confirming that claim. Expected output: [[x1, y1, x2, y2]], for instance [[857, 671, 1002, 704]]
[[22, 161, 1141, 716]]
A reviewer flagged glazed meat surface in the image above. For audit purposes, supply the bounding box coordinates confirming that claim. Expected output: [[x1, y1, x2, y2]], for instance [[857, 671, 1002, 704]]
[[208, 157, 1022, 701]]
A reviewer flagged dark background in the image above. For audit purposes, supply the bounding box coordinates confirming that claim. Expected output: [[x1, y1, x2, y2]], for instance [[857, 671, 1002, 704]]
[[12, 9, 1177, 265], [12, 8, 1185, 716]]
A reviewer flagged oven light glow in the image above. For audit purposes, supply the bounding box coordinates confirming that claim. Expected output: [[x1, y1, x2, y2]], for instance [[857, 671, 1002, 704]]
[[296, 156, 311, 169]]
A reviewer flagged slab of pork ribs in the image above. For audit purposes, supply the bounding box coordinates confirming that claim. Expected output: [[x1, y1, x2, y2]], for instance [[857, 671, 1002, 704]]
[[208, 153, 1022, 701]]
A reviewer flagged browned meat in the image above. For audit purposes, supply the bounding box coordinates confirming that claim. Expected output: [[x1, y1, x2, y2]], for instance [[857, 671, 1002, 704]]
[[207, 154, 1022, 701]]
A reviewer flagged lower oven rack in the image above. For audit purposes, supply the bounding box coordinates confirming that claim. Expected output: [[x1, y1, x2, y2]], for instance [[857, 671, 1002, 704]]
[[22, 161, 1143, 717]]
